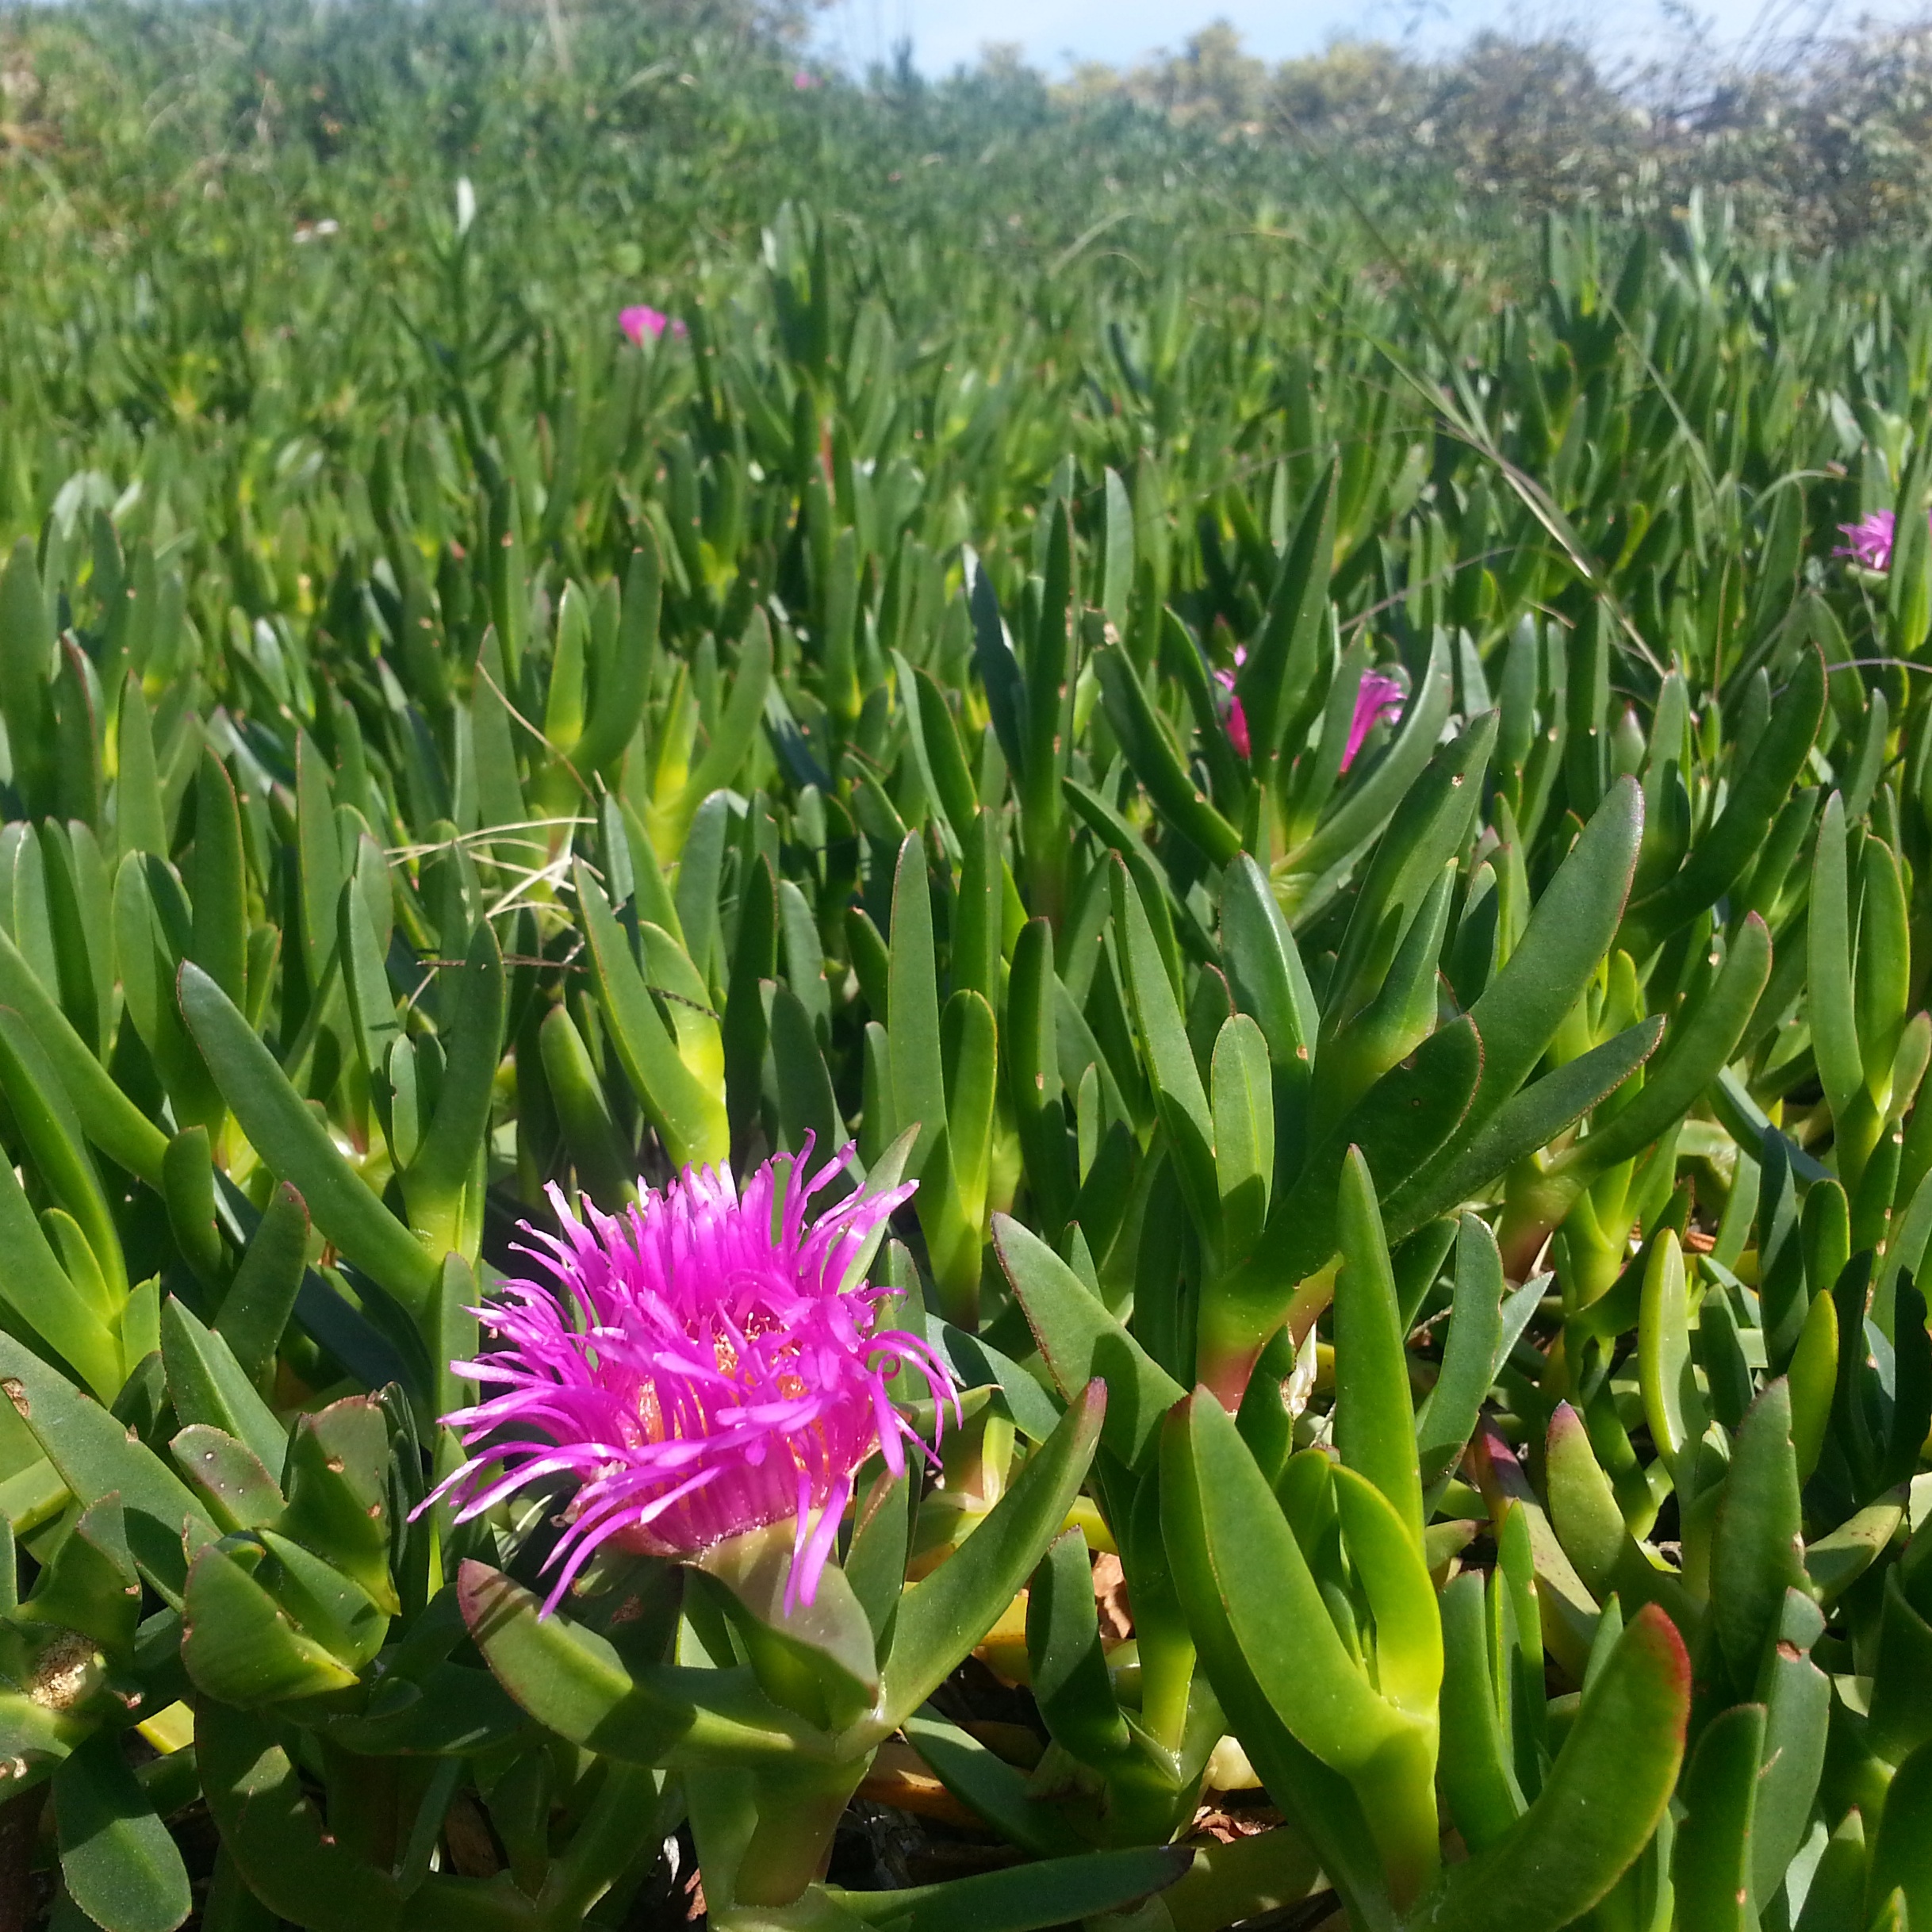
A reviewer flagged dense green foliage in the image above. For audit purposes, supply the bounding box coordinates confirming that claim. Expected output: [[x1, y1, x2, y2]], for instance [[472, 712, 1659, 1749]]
[[1063, 16, 1932, 247], [3, 5, 1932, 1930]]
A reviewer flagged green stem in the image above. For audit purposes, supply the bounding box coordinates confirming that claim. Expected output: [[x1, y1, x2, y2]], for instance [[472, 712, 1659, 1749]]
[[1195, 1258, 1336, 1409], [1497, 1161, 1586, 1284], [1136, 1620, 1198, 1759], [1352, 1728, 1442, 1914], [730, 1761, 870, 1909]]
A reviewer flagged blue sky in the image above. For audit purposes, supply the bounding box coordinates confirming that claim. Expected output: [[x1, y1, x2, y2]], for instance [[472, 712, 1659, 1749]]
[[813, 0, 1899, 83]]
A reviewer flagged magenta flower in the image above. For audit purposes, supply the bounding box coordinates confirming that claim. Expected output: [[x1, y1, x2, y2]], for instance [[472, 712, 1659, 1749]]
[[1213, 646, 1252, 759], [620, 305, 686, 346], [793, 69, 818, 89], [1833, 507, 1932, 573], [427, 1141, 955, 1613], [1344, 670, 1405, 771]]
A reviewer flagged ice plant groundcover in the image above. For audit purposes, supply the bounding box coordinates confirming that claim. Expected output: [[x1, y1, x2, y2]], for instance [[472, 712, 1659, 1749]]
[[0, 141, 1927, 1932]]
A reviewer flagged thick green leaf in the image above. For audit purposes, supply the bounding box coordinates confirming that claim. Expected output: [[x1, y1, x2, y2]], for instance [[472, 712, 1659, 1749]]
[[160, 1298, 285, 1476], [887, 833, 948, 1180], [0, 1331, 213, 1602], [1275, 1014, 1483, 1277], [1809, 792, 1864, 1127], [1332, 1146, 1424, 1549], [17, 1494, 141, 1652], [1639, 1231, 1706, 1483], [1752, 1591, 1829, 1909], [1709, 1379, 1810, 1687], [1008, 918, 1071, 1236], [922, 1315, 1065, 1444], [572, 861, 728, 1171], [1805, 1498, 1902, 1604], [895, 653, 979, 848], [0, 922, 167, 1184], [458, 1560, 826, 1765], [1463, 776, 1642, 1121], [1437, 1571, 1524, 1854], [1110, 855, 1216, 1225], [879, 1379, 1106, 1729], [1555, 914, 1773, 1184], [195, 1700, 404, 1930], [767, 980, 840, 1163], [181, 1542, 360, 1704], [1415, 1216, 1505, 1493], [722, 853, 778, 1151], [177, 963, 437, 1313], [1384, 1018, 1662, 1238], [571, 540, 661, 776], [278, 1397, 398, 1614], [1062, 776, 1202, 974], [993, 1213, 1183, 1468], [1161, 1390, 1409, 1772], [1869, 1738, 1932, 1922], [1410, 1605, 1689, 1932], [540, 1003, 637, 1210], [190, 749, 248, 1010], [1324, 711, 1494, 1034], [338, 871, 401, 1121], [1619, 645, 1824, 956], [0, 1140, 121, 1401], [1868, 1571, 1932, 1766], [1672, 1703, 1766, 1932], [1286, 632, 1454, 883], [1094, 646, 1240, 864], [1027, 1527, 1130, 1761], [1235, 460, 1336, 769], [293, 733, 342, 999], [902, 1706, 1083, 1857], [0, 1007, 125, 1304], [171, 1424, 284, 1533], [1332, 1463, 1440, 1718], [215, 1182, 309, 1386], [844, 1466, 913, 1646], [697, 1522, 879, 1734], [827, 1846, 1191, 1932], [114, 674, 167, 858], [1212, 1013, 1274, 1257], [1162, 1389, 1414, 1922], [1544, 1403, 1624, 1597], [949, 813, 1002, 1021], [404, 914, 505, 1216], [54, 1727, 193, 1932]]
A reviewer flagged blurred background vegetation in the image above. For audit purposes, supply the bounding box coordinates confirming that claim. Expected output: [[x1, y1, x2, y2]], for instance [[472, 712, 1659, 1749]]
[[1057, 11, 1932, 246], [11, 0, 1932, 268], [10, 0, 1932, 312]]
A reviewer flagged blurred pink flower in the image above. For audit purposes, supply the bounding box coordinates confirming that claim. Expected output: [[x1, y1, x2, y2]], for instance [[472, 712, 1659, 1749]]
[[427, 1140, 953, 1614], [620, 305, 686, 345], [1213, 646, 1251, 759], [1344, 671, 1405, 772], [793, 69, 818, 89], [1835, 508, 1922, 572]]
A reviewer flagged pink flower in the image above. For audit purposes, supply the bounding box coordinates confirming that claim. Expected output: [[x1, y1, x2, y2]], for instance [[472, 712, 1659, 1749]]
[[1344, 670, 1405, 772], [427, 1141, 954, 1614], [1213, 669, 1252, 759], [620, 305, 686, 346], [793, 69, 818, 89], [1214, 645, 1251, 759], [1833, 508, 1932, 572]]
